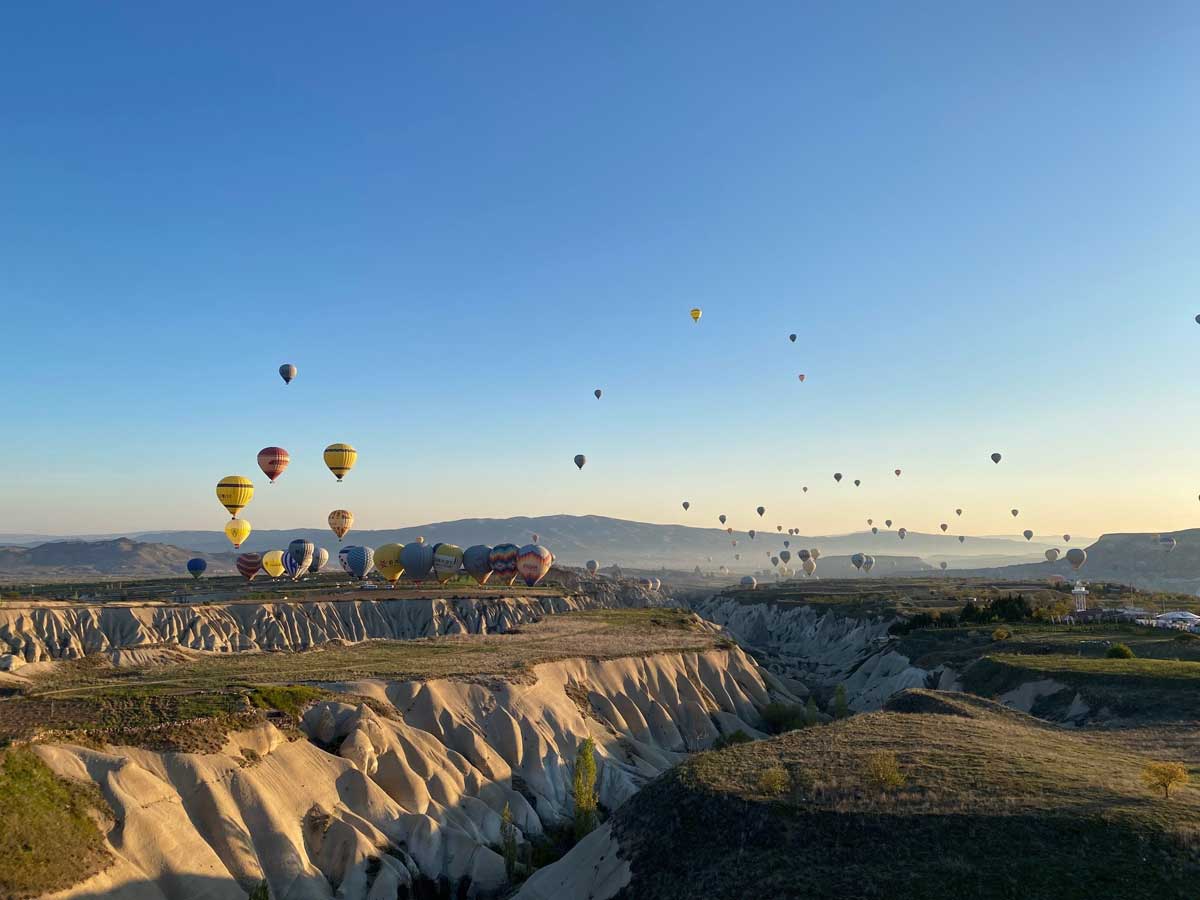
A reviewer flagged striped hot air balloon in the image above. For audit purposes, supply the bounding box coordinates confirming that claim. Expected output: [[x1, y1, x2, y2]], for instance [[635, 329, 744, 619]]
[[488, 544, 520, 585], [257, 447, 290, 483], [463, 545, 494, 585], [309, 547, 330, 574], [216, 475, 254, 518], [400, 542, 435, 582], [236, 553, 263, 582], [517, 545, 553, 587], [287, 539, 315, 579], [324, 444, 357, 481]]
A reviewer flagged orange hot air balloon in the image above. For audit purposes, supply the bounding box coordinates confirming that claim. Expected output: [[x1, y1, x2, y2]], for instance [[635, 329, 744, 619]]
[[328, 509, 354, 541], [257, 447, 290, 483]]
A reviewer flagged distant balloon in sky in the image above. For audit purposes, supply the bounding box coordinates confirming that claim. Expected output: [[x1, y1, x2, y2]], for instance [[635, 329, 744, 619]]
[[1045, 549, 1060, 562], [749, 530, 756, 539], [834, 473, 842, 483], [797, 374, 806, 382], [328, 509, 354, 541], [532, 533, 539, 543], [690, 307, 702, 323], [789, 333, 797, 342], [1063, 534, 1071, 543], [236, 553, 262, 582], [955, 509, 963, 516], [802, 487, 808, 493], [851, 553, 865, 571], [682, 501, 690, 511], [225, 518, 251, 549], [797, 549, 811, 562], [958, 535, 966, 544], [940, 561, 948, 571], [1195, 314, 1200, 325], [216, 475, 254, 518], [756, 506, 765, 517], [1023, 529, 1034, 541], [885, 520, 893, 528], [324, 443, 357, 481], [853, 479, 861, 487], [802, 558, 816, 576], [779, 550, 791, 563], [257, 448, 290, 484], [776, 525, 782, 532], [898, 528, 907, 540], [374, 543, 406, 584], [771, 556, 780, 567], [187, 558, 206, 580], [1066, 548, 1087, 570], [279, 364, 297, 384], [719, 514, 727, 525], [991, 452, 1002, 464], [1011, 509, 1019, 517], [594, 389, 602, 399], [262, 550, 285, 578], [894, 469, 901, 477], [574, 454, 587, 470], [940, 523, 948, 532], [871, 527, 878, 535]]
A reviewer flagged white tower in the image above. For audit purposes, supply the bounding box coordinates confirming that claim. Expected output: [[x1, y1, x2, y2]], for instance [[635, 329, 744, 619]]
[[1073, 581, 1088, 613]]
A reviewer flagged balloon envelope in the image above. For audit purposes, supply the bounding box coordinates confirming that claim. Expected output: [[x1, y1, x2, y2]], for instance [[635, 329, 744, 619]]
[[323, 443, 357, 481], [287, 539, 314, 578], [850, 553, 865, 570], [463, 545, 494, 584], [1023, 529, 1034, 541], [802, 559, 816, 576], [516, 544, 553, 586], [375, 543, 406, 583], [1045, 549, 1060, 562], [262, 550, 286, 578], [740, 576, 756, 588], [682, 501, 690, 510], [216, 475, 254, 518], [310, 547, 330, 574], [574, 454, 586, 470], [432, 543, 464, 583], [328, 509, 354, 541], [488, 544, 520, 585], [186, 558, 207, 580], [225, 519, 252, 549], [690, 307, 702, 322], [339, 545, 375, 580], [991, 452, 1002, 464], [401, 542, 435, 581], [789, 333, 797, 342], [594, 389, 602, 399], [279, 364, 297, 384], [1066, 548, 1087, 570], [585, 559, 599, 575], [257, 448, 290, 483], [756, 506, 765, 517], [236, 553, 262, 581], [863, 556, 875, 573]]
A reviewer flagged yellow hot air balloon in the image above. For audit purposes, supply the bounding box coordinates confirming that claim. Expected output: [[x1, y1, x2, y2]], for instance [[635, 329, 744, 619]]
[[323, 443, 357, 481], [224, 518, 252, 549], [690, 307, 702, 323], [216, 475, 254, 518], [328, 509, 354, 541], [261, 549, 286, 578], [375, 543, 406, 584]]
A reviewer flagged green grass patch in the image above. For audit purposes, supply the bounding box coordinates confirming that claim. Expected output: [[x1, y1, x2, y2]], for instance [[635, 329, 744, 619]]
[[0, 748, 111, 898], [247, 685, 326, 717]]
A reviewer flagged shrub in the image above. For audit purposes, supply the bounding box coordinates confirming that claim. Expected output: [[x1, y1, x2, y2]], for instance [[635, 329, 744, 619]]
[[756, 765, 791, 796], [804, 696, 819, 725], [500, 802, 518, 880], [711, 730, 753, 751], [1107, 643, 1135, 659], [572, 738, 598, 841], [833, 684, 849, 719], [761, 702, 807, 734], [862, 751, 905, 791], [1142, 762, 1189, 799], [248, 882, 270, 900], [992, 627, 1011, 641]]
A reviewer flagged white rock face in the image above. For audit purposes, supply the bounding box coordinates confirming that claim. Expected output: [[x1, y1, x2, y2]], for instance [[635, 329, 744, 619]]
[[690, 596, 943, 710], [0, 584, 661, 663], [38, 646, 788, 900]]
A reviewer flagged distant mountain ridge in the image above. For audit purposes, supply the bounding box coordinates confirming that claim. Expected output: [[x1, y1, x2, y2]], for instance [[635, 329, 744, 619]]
[[0, 538, 235, 578]]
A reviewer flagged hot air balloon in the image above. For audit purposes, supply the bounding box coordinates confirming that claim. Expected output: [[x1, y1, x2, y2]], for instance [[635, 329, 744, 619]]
[[991, 453, 1002, 464], [1011, 509, 1019, 518], [850, 553, 865, 571], [328, 509, 354, 542], [574, 454, 586, 470], [894, 469, 901, 477], [432, 543, 464, 583], [1063, 534, 1071, 543], [517, 545, 553, 586], [867, 519, 873, 526], [488, 544, 520, 585], [282, 551, 306, 580], [287, 539, 315, 578], [853, 479, 861, 487], [402, 542, 436, 582], [682, 501, 690, 511], [779, 550, 791, 563], [374, 543, 406, 584], [262, 550, 286, 578], [797, 549, 811, 562], [690, 308, 702, 323], [310, 547, 330, 574], [898, 528, 907, 540], [1066, 548, 1087, 570], [585, 559, 599, 575], [756, 506, 765, 517], [594, 389, 602, 399], [834, 473, 842, 483], [802, 558, 816, 576], [797, 374, 806, 382], [771, 556, 780, 567], [940, 561, 948, 571], [279, 364, 297, 384], [940, 523, 948, 532], [776, 525, 782, 532], [225, 519, 252, 549], [1045, 549, 1060, 562], [789, 333, 797, 342], [802, 487, 808, 493], [810, 549, 821, 560], [463, 545, 493, 584], [1159, 536, 1178, 552], [417, 536, 426, 544], [740, 576, 756, 588], [871, 527, 879, 535], [1195, 315, 1200, 325], [339, 545, 375, 580], [236, 553, 262, 581], [958, 535, 966, 544], [323, 443, 357, 481], [955, 508, 963, 516], [186, 558, 207, 580], [1023, 529, 1033, 541], [885, 520, 892, 528], [216, 476, 254, 518], [531, 533, 539, 543], [719, 514, 727, 525], [748, 530, 756, 539], [257, 447, 290, 484], [863, 556, 875, 573]]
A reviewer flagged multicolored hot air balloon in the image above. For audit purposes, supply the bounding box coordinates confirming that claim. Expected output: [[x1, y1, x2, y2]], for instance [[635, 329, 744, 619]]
[[574, 454, 586, 470], [236, 553, 262, 581], [287, 539, 315, 579], [324, 444, 357, 481], [863, 556, 875, 573], [400, 542, 435, 582], [432, 543, 464, 583], [328, 509, 354, 541], [374, 543, 406, 584], [1066, 548, 1087, 570], [488, 544, 520, 585], [187, 558, 207, 580], [262, 550, 286, 578], [257, 448, 290, 484], [216, 476, 254, 518], [225, 519, 252, 549], [339, 545, 375, 580], [282, 550, 306, 580], [517, 544, 553, 586], [463, 545, 493, 584], [690, 308, 702, 323], [279, 364, 297, 384], [310, 547, 330, 574]]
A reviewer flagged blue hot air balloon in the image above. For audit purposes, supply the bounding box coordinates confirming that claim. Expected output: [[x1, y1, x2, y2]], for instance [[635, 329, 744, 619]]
[[338, 545, 375, 580], [186, 558, 207, 580], [399, 542, 435, 581], [463, 545, 494, 585]]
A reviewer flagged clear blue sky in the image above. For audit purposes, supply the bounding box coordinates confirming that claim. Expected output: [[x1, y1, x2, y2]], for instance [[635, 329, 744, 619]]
[[3, 2, 1199, 538]]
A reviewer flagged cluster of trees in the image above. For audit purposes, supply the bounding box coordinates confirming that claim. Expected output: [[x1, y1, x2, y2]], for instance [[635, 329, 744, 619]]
[[890, 593, 1050, 634]]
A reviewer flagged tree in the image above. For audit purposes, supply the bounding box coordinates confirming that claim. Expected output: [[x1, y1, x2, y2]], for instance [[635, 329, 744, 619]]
[[573, 738, 598, 841], [1142, 762, 1189, 799], [500, 802, 518, 880], [1107, 642, 1135, 659], [248, 882, 270, 900], [833, 684, 849, 719], [804, 696, 818, 725]]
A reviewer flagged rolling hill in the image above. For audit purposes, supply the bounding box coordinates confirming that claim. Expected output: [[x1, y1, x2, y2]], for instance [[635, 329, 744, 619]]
[[0, 539, 235, 579]]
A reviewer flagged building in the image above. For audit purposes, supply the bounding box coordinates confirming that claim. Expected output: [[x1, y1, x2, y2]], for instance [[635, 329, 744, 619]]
[[1073, 581, 1088, 613]]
